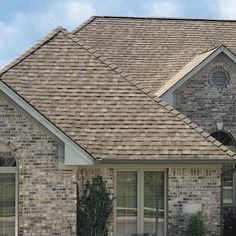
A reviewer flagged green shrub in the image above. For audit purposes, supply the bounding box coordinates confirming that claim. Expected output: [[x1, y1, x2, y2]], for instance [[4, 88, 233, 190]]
[[184, 211, 207, 236], [77, 175, 113, 236]]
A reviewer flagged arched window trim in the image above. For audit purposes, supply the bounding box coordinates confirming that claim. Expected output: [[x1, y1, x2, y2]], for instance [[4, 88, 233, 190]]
[[211, 130, 236, 147]]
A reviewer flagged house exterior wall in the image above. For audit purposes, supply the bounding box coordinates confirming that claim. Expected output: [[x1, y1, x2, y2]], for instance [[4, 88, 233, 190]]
[[175, 53, 236, 142], [168, 167, 221, 236], [0, 71, 224, 236], [77, 165, 221, 236], [0, 95, 77, 236]]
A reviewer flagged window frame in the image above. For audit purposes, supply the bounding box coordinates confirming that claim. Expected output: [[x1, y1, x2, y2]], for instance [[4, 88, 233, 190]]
[[0, 166, 18, 236], [114, 169, 167, 236], [211, 69, 229, 88]]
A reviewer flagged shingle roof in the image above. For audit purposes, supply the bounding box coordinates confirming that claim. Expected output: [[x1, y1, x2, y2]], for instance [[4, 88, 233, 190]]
[[74, 16, 236, 94], [155, 46, 220, 97], [0, 26, 235, 161]]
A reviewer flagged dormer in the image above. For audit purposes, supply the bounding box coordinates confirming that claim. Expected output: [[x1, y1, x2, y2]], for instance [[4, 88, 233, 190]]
[[156, 45, 236, 107]]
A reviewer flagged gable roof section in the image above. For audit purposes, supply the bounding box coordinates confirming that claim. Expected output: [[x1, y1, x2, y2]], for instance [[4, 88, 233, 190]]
[[74, 16, 236, 94], [155, 44, 236, 103], [0, 27, 96, 166], [155, 46, 220, 97], [0, 25, 235, 162]]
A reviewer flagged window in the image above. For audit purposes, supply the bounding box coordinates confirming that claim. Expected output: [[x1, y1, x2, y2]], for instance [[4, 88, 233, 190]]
[[211, 70, 229, 88], [0, 143, 17, 236], [211, 130, 235, 147], [211, 131, 235, 206], [115, 170, 166, 236]]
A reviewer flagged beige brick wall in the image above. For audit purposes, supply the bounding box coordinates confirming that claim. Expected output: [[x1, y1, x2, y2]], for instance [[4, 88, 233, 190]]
[[168, 167, 221, 236], [175, 53, 236, 141], [77, 166, 221, 236], [0, 95, 77, 236]]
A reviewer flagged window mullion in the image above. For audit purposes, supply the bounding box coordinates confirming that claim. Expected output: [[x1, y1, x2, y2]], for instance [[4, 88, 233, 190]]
[[138, 170, 144, 234], [233, 171, 236, 205]]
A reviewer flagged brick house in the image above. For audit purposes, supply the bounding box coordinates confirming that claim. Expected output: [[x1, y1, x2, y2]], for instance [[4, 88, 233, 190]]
[[0, 16, 236, 236]]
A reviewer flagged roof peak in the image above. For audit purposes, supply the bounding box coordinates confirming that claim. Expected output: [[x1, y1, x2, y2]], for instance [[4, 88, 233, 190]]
[[0, 27, 69, 77]]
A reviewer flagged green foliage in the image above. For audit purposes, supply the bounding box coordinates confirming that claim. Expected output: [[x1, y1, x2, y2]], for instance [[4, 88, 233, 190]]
[[184, 211, 207, 236], [77, 175, 113, 236]]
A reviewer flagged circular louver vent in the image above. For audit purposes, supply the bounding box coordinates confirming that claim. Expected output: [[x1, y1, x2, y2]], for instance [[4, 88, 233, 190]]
[[211, 70, 229, 88]]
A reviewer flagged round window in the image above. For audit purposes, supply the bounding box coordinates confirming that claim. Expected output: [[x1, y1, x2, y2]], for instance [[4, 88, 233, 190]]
[[211, 70, 229, 88]]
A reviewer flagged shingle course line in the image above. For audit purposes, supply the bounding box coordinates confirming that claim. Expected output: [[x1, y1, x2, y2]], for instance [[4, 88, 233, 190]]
[[0, 22, 235, 159], [63, 31, 235, 158]]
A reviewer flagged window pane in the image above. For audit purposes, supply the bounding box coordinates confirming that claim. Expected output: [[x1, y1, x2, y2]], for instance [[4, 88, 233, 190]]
[[144, 171, 165, 236], [0, 173, 15, 236], [211, 70, 228, 88], [223, 174, 233, 205], [116, 171, 137, 236], [0, 152, 16, 167]]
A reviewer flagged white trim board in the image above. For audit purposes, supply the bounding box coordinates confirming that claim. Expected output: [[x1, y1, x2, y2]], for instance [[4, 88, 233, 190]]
[[0, 80, 96, 166], [158, 45, 236, 106]]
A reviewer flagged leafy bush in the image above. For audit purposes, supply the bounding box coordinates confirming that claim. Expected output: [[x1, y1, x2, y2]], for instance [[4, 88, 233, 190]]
[[185, 211, 207, 236], [77, 175, 113, 236]]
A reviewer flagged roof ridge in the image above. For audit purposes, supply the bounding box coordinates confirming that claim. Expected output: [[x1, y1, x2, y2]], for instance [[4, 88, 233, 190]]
[[0, 26, 68, 77], [89, 15, 236, 22], [72, 16, 96, 34], [199, 44, 222, 55], [64, 32, 236, 158]]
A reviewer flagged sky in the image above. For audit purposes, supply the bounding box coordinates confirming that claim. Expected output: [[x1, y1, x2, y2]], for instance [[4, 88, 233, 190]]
[[0, 0, 236, 68]]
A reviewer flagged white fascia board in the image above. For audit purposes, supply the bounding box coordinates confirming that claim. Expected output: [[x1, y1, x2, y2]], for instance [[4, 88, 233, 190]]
[[0, 80, 96, 166], [222, 46, 236, 63], [161, 46, 234, 106]]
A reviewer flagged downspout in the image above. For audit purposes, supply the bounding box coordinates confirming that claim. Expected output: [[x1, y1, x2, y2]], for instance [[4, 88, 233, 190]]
[[221, 165, 236, 236]]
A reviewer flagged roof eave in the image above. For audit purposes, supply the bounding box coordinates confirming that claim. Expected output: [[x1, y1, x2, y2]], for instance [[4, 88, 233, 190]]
[[98, 158, 236, 164]]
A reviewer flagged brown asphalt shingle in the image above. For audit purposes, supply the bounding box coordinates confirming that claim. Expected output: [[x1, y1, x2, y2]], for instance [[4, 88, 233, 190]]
[[0, 27, 235, 161], [74, 16, 236, 94]]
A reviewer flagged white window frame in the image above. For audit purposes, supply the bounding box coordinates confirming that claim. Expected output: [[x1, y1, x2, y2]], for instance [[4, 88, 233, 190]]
[[114, 169, 167, 236], [0, 166, 18, 236]]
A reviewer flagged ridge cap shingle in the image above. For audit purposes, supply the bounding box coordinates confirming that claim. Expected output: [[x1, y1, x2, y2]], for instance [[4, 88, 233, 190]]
[[84, 15, 236, 23], [0, 26, 68, 77], [72, 16, 96, 34], [64, 32, 236, 159]]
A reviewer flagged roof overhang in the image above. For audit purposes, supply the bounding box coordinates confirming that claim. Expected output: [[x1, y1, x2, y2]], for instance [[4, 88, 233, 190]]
[[156, 45, 236, 105], [0, 80, 96, 166], [98, 159, 236, 164]]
